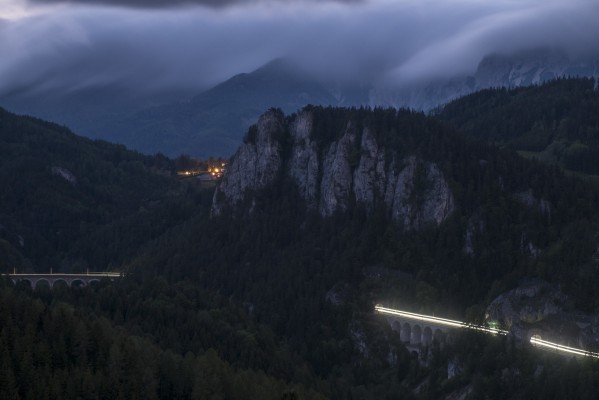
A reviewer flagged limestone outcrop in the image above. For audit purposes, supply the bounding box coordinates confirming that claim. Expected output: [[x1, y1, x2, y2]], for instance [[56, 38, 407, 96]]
[[213, 108, 455, 229]]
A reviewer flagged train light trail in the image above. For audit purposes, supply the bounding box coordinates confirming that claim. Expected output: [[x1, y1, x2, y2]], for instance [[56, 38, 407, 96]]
[[375, 305, 509, 335], [376, 305, 599, 359], [529, 336, 599, 359]]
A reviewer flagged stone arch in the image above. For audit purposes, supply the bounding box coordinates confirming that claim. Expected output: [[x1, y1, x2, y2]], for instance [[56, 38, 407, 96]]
[[52, 279, 69, 288], [71, 279, 86, 287], [401, 322, 411, 343], [391, 320, 402, 333], [18, 278, 33, 288], [411, 324, 422, 345], [434, 328, 445, 343], [422, 326, 433, 345], [34, 278, 51, 289], [88, 279, 100, 286]]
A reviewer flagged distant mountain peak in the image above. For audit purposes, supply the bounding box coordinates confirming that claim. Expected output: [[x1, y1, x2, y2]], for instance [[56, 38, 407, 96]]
[[371, 47, 599, 111], [253, 57, 296, 74]]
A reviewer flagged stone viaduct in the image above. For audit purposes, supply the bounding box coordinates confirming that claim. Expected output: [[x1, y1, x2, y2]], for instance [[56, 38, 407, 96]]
[[6, 272, 122, 288], [375, 305, 508, 346]]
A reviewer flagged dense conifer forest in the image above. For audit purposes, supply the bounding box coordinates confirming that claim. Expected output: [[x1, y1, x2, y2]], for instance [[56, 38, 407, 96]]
[[2, 79, 599, 399], [436, 78, 599, 175]]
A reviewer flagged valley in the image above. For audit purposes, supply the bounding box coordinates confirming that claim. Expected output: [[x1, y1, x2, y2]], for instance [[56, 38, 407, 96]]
[[3, 0, 599, 397]]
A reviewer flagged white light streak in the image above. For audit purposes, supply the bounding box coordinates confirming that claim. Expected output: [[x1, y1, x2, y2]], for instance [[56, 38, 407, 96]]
[[376, 305, 599, 359], [530, 336, 599, 359], [375, 305, 509, 335]]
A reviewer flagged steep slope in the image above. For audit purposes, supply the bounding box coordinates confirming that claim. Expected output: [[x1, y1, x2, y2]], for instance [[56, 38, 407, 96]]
[[0, 83, 193, 144], [116, 105, 599, 397], [0, 59, 371, 159], [0, 107, 198, 273], [435, 78, 599, 174], [213, 108, 455, 230], [209, 106, 599, 312]]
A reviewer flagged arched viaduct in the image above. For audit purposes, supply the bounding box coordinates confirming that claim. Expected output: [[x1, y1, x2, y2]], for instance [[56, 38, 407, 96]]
[[375, 305, 507, 347], [376, 305, 599, 360], [5, 272, 122, 288]]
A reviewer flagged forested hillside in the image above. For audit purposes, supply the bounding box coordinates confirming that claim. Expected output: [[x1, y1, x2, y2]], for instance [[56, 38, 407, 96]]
[[3, 99, 599, 398], [435, 78, 599, 175], [124, 106, 599, 397], [0, 107, 206, 273], [205, 106, 599, 312]]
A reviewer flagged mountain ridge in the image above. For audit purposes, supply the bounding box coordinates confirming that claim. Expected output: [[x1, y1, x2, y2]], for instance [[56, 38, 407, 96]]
[[3, 49, 598, 158]]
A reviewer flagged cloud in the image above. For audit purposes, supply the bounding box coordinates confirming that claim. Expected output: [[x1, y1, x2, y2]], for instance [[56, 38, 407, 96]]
[[391, 0, 599, 83], [0, 0, 598, 99], [26, 0, 362, 9]]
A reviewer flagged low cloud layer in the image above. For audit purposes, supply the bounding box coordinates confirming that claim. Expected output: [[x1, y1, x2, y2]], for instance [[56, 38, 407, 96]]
[[1, 0, 598, 98], [27, 0, 361, 9]]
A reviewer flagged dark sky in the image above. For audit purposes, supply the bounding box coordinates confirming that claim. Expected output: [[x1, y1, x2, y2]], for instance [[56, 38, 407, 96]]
[[1, 0, 598, 97]]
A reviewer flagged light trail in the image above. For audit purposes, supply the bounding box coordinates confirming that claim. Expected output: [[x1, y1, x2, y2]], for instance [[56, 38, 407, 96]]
[[530, 336, 599, 359], [375, 305, 508, 336], [376, 305, 599, 359]]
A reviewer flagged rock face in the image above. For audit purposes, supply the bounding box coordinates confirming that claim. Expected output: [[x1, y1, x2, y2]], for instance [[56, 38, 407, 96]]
[[514, 189, 551, 218], [486, 281, 567, 339], [486, 280, 599, 348], [318, 124, 356, 216], [212, 110, 284, 213], [213, 109, 455, 229], [288, 111, 319, 203], [385, 157, 454, 230], [51, 166, 77, 185], [352, 128, 386, 209]]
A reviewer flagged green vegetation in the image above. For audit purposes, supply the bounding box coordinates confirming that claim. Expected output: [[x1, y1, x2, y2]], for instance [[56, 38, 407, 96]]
[[435, 78, 599, 175], [0, 279, 325, 400], [3, 88, 599, 399], [0, 107, 202, 272]]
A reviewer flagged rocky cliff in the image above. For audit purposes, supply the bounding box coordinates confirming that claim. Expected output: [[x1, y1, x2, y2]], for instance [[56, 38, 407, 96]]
[[212, 110, 283, 208], [213, 108, 454, 230], [486, 280, 599, 349]]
